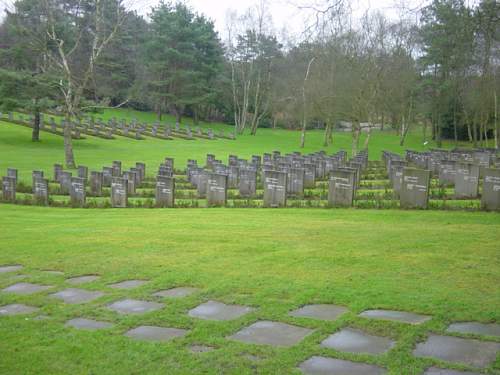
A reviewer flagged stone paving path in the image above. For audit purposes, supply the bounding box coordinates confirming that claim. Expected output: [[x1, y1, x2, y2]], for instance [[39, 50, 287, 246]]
[[1, 263, 499, 374]]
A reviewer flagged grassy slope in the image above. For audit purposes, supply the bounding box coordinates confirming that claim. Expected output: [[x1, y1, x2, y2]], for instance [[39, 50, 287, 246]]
[[0, 206, 499, 375], [0, 108, 473, 183]]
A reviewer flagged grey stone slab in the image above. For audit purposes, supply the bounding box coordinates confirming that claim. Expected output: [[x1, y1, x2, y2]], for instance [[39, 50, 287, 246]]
[[153, 287, 199, 298], [44, 270, 64, 276], [66, 275, 100, 285], [66, 318, 113, 330], [446, 322, 500, 338], [289, 304, 348, 321], [51, 288, 104, 304], [188, 300, 253, 321], [423, 368, 481, 375], [0, 304, 39, 316], [125, 325, 188, 342], [229, 321, 313, 347], [359, 309, 431, 324], [321, 328, 395, 355], [3, 282, 52, 295], [109, 280, 147, 290], [0, 265, 23, 274], [413, 334, 500, 368], [189, 345, 215, 353], [299, 356, 387, 375], [108, 299, 164, 315]]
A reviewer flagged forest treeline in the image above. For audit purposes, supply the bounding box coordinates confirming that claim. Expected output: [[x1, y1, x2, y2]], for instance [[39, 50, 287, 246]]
[[0, 0, 498, 154]]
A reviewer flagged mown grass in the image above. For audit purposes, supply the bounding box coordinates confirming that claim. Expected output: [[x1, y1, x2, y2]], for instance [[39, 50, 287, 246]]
[[0, 206, 499, 374]]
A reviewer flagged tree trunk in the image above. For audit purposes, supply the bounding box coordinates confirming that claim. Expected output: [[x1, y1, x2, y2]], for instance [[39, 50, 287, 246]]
[[436, 116, 442, 148], [364, 127, 372, 149], [423, 119, 428, 143], [32, 110, 40, 142], [323, 123, 331, 147], [63, 115, 76, 169], [157, 105, 162, 121], [495, 90, 498, 149]]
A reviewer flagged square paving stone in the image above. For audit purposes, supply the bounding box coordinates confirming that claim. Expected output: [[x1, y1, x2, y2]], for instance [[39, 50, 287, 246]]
[[229, 321, 313, 347], [109, 280, 147, 289], [153, 287, 199, 298], [0, 304, 39, 316], [0, 265, 23, 274], [358, 309, 431, 324], [125, 325, 188, 342], [188, 300, 253, 321], [299, 356, 387, 375], [67, 275, 100, 285], [108, 299, 164, 315], [413, 334, 500, 368], [446, 322, 500, 338], [66, 318, 114, 330], [423, 367, 481, 375], [2, 282, 52, 295], [321, 328, 395, 355], [290, 304, 348, 321], [51, 288, 105, 304]]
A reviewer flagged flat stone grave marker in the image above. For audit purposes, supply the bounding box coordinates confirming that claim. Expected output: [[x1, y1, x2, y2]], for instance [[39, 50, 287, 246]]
[[51, 288, 104, 304], [238, 168, 257, 198], [287, 168, 305, 197], [59, 171, 72, 194], [229, 321, 313, 347], [413, 334, 500, 368], [321, 328, 395, 355], [263, 170, 287, 208], [125, 325, 188, 342], [66, 275, 100, 285], [109, 279, 147, 289], [108, 299, 164, 314], [207, 173, 228, 207], [90, 171, 103, 196], [358, 309, 431, 324], [197, 170, 209, 198], [400, 168, 431, 209], [153, 287, 198, 298], [111, 177, 128, 208], [423, 368, 481, 375], [2, 176, 16, 202], [156, 176, 175, 208], [77, 165, 88, 180], [328, 168, 357, 207], [33, 178, 49, 205], [66, 318, 113, 331], [289, 304, 348, 321], [188, 300, 253, 321], [70, 177, 86, 207], [0, 304, 39, 316], [190, 345, 215, 353], [481, 168, 500, 211], [454, 163, 479, 199], [299, 356, 387, 375], [439, 160, 457, 186], [446, 322, 500, 337], [303, 163, 316, 188], [3, 282, 52, 295], [0, 265, 23, 273]]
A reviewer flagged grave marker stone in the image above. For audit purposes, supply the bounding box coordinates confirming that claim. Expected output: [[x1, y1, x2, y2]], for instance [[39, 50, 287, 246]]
[[122, 172, 136, 195], [439, 160, 457, 186], [102, 167, 113, 187], [400, 168, 431, 209], [90, 171, 103, 196], [7, 168, 17, 184], [197, 170, 209, 198], [70, 177, 86, 207], [287, 168, 305, 197], [263, 170, 287, 208], [2, 176, 16, 202], [59, 171, 72, 194], [328, 168, 356, 207], [239, 168, 257, 198], [207, 173, 228, 207], [111, 177, 127, 208], [454, 163, 479, 199], [77, 166, 88, 181], [481, 168, 500, 211], [33, 177, 49, 205], [112, 161, 122, 177], [156, 176, 175, 208]]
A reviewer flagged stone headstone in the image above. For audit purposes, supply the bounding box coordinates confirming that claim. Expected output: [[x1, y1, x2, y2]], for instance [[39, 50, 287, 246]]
[[207, 173, 228, 207], [165, 158, 174, 170], [303, 163, 316, 189], [206, 154, 216, 169], [111, 177, 127, 208], [454, 163, 479, 199], [33, 178, 49, 205], [2, 176, 16, 202], [481, 168, 500, 211], [287, 168, 305, 197], [135, 162, 146, 182], [400, 168, 431, 209], [112, 161, 122, 177], [122, 171, 136, 195], [7, 168, 17, 184], [228, 165, 239, 188], [90, 171, 103, 196], [390, 160, 407, 196], [102, 167, 113, 187], [32, 170, 44, 190], [77, 165, 88, 181], [263, 170, 287, 208], [53, 164, 63, 182], [155, 176, 175, 208], [197, 170, 209, 198], [439, 160, 457, 186], [70, 177, 86, 207], [59, 171, 72, 194], [328, 168, 356, 207], [239, 168, 257, 198]]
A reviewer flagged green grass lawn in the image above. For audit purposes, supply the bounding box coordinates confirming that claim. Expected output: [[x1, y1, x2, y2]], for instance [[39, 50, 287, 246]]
[[0, 206, 499, 374], [0, 107, 474, 184]]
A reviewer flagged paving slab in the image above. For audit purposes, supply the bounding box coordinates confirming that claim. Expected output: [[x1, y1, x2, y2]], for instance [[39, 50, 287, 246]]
[[321, 328, 395, 355], [289, 304, 348, 321], [188, 300, 253, 321], [0, 265, 23, 274], [229, 321, 313, 347], [413, 334, 500, 368], [51, 288, 105, 304], [299, 356, 387, 375], [66, 275, 100, 285], [2, 282, 52, 295], [0, 304, 39, 315], [109, 280, 148, 289], [358, 309, 431, 324], [423, 367, 482, 375], [189, 345, 215, 353], [153, 287, 199, 298], [446, 322, 500, 338], [66, 318, 114, 330], [125, 325, 188, 342], [108, 299, 164, 315]]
